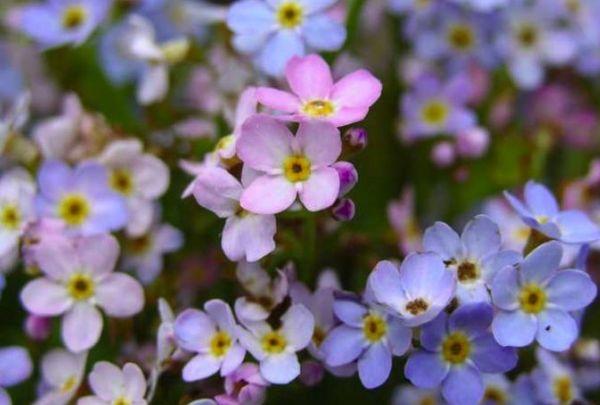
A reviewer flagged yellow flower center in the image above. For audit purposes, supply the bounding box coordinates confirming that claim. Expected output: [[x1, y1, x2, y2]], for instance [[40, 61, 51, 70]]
[[209, 331, 233, 357], [362, 313, 387, 343], [421, 100, 449, 126], [283, 155, 311, 183], [161, 39, 190, 64], [447, 24, 475, 51], [419, 396, 437, 405], [127, 234, 153, 255], [277, 1, 304, 29], [61, 5, 88, 29], [483, 386, 507, 404], [60, 375, 78, 393], [57, 194, 91, 226], [517, 23, 538, 48], [518, 283, 547, 314], [0, 204, 21, 231], [312, 326, 326, 348], [441, 332, 471, 364], [261, 331, 287, 354], [66, 273, 95, 301], [457, 261, 480, 283], [405, 298, 429, 315], [553, 376, 573, 404], [109, 168, 135, 196], [112, 397, 132, 405], [302, 99, 335, 118]]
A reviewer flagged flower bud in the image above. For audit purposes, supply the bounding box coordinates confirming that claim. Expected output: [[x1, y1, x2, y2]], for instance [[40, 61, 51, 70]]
[[333, 161, 358, 197], [431, 141, 455, 167], [456, 126, 489, 158], [24, 315, 51, 341], [332, 198, 355, 221], [342, 127, 368, 154]]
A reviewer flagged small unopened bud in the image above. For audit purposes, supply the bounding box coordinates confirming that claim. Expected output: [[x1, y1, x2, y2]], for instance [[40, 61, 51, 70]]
[[431, 141, 455, 167], [332, 198, 356, 221], [300, 361, 325, 386], [24, 315, 51, 341], [456, 126, 489, 158], [342, 127, 368, 154], [333, 161, 358, 197]]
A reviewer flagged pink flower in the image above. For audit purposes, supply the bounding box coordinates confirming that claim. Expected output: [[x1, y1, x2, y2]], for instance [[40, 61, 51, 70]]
[[215, 363, 269, 405], [237, 115, 342, 214], [255, 54, 382, 127], [79, 361, 147, 405], [20, 234, 144, 352], [189, 166, 276, 262]]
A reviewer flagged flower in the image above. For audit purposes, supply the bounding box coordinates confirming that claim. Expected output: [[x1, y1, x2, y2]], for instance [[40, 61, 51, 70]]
[[188, 166, 276, 262], [234, 261, 288, 322], [320, 295, 411, 388], [255, 54, 382, 127], [0, 168, 36, 262], [483, 197, 531, 252], [122, 220, 183, 285], [156, 298, 177, 366], [174, 300, 246, 381], [16, 0, 112, 48], [423, 215, 521, 304], [480, 374, 512, 405], [236, 304, 314, 384], [0, 346, 32, 404], [387, 187, 422, 255], [531, 348, 582, 404], [405, 303, 517, 405], [237, 115, 342, 214], [97, 139, 169, 237], [402, 74, 476, 141], [118, 15, 190, 105], [35, 160, 128, 236], [214, 363, 269, 405], [392, 385, 441, 405], [35, 348, 86, 405], [20, 234, 144, 352], [79, 361, 147, 405], [504, 180, 600, 244], [367, 254, 456, 326], [491, 241, 597, 352], [227, 0, 346, 76]]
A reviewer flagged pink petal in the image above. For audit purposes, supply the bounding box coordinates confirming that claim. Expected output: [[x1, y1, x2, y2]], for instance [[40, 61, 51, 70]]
[[237, 115, 294, 172], [296, 121, 341, 166], [331, 69, 382, 108], [131, 154, 169, 199], [77, 234, 120, 279], [240, 175, 296, 215], [285, 55, 333, 100], [191, 166, 242, 218], [62, 303, 103, 353], [89, 361, 123, 401], [35, 238, 78, 281], [299, 168, 340, 212], [234, 87, 259, 135], [21, 278, 72, 316], [329, 106, 369, 127], [122, 363, 146, 400], [222, 214, 276, 262], [255, 88, 300, 113], [95, 273, 144, 317]]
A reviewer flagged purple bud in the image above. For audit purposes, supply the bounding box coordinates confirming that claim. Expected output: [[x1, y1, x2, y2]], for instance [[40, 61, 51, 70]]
[[431, 141, 455, 167], [24, 315, 51, 341], [332, 198, 356, 221], [333, 161, 358, 197], [342, 127, 368, 153], [300, 361, 325, 386], [456, 126, 489, 158]]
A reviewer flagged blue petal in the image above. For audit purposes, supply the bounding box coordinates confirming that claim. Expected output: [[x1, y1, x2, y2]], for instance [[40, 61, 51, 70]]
[[357, 342, 391, 389], [405, 350, 449, 389], [520, 241, 562, 284], [491, 310, 537, 348], [302, 15, 346, 51], [449, 303, 493, 338], [536, 309, 578, 352], [321, 325, 365, 367], [546, 269, 597, 311], [423, 221, 462, 262], [555, 210, 600, 244], [227, 0, 276, 34], [442, 365, 484, 405], [461, 215, 501, 261], [471, 334, 518, 373], [524, 181, 559, 218], [256, 30, 305, 77]]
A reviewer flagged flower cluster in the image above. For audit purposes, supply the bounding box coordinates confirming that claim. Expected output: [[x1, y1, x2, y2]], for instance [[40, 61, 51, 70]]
[[1, 0, 600, 404]]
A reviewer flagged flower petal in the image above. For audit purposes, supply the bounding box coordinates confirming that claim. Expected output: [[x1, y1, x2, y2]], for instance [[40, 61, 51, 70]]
[[357, 343, 391, 389], [21, 278, 71, 316], [183, 354, 221, 381], [546, 269, 597, 311], [321, 325, 364, 367], [237, 115, 294, 172], [258, 30, 305, 77], [240, 175, 296, 215], [260, 353, 300, 384], [299, 168, 339, 212], [255, 88, 301, 113], [302, 15, 346, 52], [296, 121, 341, 166], [536, 309, 578, 352], [95, 273, 144, 317], [461, 215, 501, 260], [191, 166, 242, 218], [88, 361, 123, 401], [222, 214, 276, 262], [405, 351, 449, 389], [62, 303, 103, 353], [521, 241, 562, 284], [491, 311, 536, 348], [442, 365, 484, 405], [471, 334, 518, 373], [122, 363, 146, 400], [524, 181, 559, 218], [281, 304, 315, 350], [423, 222, 462, 261], [490, 266, 520, 311], [285, 54, 333, 100], [331, 70, 382, 109], [174, 308, 216, 353]]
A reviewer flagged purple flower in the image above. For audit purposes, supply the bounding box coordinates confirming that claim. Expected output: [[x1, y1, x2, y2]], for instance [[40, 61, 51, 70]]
[[17, 0, 112, 49], [402, 74, 476, 141], [20, 234, 144, 352], [0, 347, 32, 404], [392, 385, 441, 405], [423, 215, 521, 305], [214, 363, 269, 405], [174, 300, 246, 381], [188, 166, 276, 262], [237, 115, 342, 214], [531, 348, 582, 404], [35, 160, 128, 236], [79, 361, 147, 405], [405, 303, 517, 405], [35, 348, 86, 405], [368, 255, 456, 327], [505, 180, 600, 244], [236, 304, 314, 384], [320, 295, 411, 389], [491, 241, 597, 352]]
